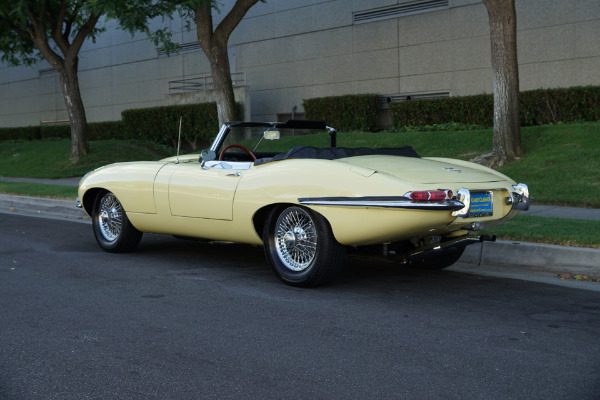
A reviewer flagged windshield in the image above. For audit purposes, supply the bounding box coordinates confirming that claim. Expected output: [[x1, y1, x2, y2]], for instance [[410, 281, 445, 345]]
[[217, 125, 332, 157]]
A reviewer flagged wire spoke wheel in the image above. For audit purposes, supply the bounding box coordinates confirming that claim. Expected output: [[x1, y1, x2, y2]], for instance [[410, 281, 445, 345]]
[[97, 193, 123, 242], [275, 207, 318, 271], [263, 205, 346, 287], [92, 191, 142, 253]]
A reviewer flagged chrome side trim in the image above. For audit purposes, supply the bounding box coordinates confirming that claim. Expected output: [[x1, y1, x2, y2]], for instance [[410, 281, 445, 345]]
[[298, 196, 465, 211], [76, 197, 82, 209]]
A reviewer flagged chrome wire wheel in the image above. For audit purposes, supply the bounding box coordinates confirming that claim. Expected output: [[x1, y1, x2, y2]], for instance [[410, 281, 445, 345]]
[[97, 192, 123, 242], [92, 191, 142, 253], [264, 205, 346, 287], [274, 207, 318, 271]]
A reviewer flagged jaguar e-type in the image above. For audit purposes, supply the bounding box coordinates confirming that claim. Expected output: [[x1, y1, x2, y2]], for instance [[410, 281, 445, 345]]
[[77, 120, 529, 287]]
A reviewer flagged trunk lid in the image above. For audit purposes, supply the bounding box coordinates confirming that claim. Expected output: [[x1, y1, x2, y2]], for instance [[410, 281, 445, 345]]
[[339, 155, 502, 184]]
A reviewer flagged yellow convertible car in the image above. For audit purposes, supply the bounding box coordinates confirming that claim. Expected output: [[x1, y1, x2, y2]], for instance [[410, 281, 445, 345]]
[[77, 120, 529, 287]]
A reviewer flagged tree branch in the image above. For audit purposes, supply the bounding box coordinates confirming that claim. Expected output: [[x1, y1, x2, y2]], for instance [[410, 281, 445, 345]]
[[49, 0, 72, 56], [214, 0, 260, 43], [1, 18, 32, 40], [25, 4, 64, 69], [68, 12, 101, 59]]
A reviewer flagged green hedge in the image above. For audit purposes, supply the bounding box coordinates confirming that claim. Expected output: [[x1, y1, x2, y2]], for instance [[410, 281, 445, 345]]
[[0, 102, 228, 150], [0, 121, 125, 142], [122, 102, 230, 150], [0, 126, 41, 141], [40, 125, 71, 140], [390, 86, 600, 129], [87, 121, 125, 140], [519, 86, 600, 125], [390, 94, 493, 127], [303, 94, 380, 132]]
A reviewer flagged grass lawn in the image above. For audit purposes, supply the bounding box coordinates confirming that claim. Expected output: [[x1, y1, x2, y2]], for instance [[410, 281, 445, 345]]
[[0, 139, 169, 179], [482, 214, 600, 249], [0, 181, 77, 199]]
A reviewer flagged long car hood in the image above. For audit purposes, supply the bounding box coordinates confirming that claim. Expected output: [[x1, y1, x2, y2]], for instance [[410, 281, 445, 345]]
[[339, 155, 503, 184]]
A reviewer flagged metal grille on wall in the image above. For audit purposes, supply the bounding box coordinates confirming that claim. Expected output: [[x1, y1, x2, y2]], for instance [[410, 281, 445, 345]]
[[354, 0, 449, 24], [157, 42, 203, 58], [168, 72, 246, 93]]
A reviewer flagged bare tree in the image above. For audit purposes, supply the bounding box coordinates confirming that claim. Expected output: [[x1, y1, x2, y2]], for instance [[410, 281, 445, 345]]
[[474, 0, 522, 168], [192, 0, 261, 125]]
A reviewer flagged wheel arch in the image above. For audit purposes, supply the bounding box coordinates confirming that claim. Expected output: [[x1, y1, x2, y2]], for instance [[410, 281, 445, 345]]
[[252, 202, 334, 242], [81, 187, 107, 216], [252, 203, 291, 241]]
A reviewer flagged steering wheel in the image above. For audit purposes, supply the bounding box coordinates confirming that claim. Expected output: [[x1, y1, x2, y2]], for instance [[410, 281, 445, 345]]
[[219, 144, 257, 161]]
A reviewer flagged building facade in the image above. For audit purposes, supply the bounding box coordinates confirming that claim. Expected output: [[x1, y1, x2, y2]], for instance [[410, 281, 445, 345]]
[[1, 0, 598, 128]]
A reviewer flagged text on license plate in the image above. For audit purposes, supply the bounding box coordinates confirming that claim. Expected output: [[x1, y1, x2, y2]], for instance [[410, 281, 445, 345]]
[[469, 192, 493, 217]]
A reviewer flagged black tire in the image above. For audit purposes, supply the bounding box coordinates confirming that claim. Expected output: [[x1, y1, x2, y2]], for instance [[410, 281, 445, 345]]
[[263, 205, 346, 287], [92, 191, 142, 253], [408, 245, 465, 270]]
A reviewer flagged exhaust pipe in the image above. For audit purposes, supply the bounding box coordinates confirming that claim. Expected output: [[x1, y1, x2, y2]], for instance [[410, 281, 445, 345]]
[[407, 234, 494, 261]]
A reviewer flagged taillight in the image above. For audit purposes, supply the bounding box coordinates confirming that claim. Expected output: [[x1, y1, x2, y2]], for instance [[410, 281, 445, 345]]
[[406, 190, 452, 202]]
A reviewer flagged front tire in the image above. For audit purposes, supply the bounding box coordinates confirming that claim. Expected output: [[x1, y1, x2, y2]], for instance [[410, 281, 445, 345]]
[[92, 191, 142, 253], [263, 206, 346, 287]]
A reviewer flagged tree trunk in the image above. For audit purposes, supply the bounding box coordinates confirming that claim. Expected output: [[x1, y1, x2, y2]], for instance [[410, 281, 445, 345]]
[[194, 0, 260, 126], [24, 5, 98, 163], [475, 0, 522, 168], [58, 58, 89, 162], [207, 42, 237, 125]]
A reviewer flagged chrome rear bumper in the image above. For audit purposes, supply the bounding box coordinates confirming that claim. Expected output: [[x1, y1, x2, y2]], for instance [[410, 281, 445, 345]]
[[451, 183, 530, 218]]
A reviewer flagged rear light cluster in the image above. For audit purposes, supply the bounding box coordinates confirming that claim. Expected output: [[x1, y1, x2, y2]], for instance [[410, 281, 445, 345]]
[[406, 190, 453, 202]]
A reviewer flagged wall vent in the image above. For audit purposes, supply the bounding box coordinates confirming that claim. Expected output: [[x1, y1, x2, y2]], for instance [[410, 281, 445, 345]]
[[158, 42, 202, 58], [354, 0, 449, 24]]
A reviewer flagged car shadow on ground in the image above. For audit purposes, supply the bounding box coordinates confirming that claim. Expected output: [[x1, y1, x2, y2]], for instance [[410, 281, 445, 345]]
[[126, 233, 489, 291]]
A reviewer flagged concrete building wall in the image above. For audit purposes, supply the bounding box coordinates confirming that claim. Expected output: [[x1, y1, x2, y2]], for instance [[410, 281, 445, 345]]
[[0, 0, 598, 127]]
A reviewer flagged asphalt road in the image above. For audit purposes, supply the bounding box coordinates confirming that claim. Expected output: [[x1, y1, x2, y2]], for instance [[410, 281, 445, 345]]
[[1, 214, 599, 400]]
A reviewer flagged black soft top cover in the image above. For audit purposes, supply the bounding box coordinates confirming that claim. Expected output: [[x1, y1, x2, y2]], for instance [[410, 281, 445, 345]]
[[254, 145, 420, 166]]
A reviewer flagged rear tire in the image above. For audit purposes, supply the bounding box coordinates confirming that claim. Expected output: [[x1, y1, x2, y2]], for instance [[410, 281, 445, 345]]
[[263, 206, 345, 287], [92, 191, 142, 253]]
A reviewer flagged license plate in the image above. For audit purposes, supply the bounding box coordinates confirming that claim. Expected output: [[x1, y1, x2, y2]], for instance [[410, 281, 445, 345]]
[[469, 192, 493, 217]]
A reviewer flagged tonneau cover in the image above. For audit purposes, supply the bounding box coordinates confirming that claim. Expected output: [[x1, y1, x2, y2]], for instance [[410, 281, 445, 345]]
[[254, 145, 420, 166]]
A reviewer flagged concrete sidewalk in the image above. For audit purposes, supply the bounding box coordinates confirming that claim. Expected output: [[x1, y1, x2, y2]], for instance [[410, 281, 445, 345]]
[[0, 176, 82, 186]]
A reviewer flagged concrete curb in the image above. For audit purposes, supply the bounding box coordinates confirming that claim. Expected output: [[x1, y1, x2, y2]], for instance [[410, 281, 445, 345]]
[[459, 240, 600, 276], [0, 194, 89, 221]]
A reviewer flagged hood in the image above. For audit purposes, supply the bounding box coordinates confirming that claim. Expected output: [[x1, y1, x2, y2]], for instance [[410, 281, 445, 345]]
[[338, 155, 503, 184]]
